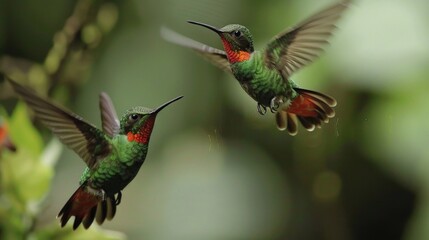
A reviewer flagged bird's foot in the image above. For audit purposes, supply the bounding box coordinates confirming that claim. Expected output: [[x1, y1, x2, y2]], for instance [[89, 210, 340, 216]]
[[270, 96, 284, 113], [257, 103, 267, 115], [100, 189, 106, 201], [115, 191, 122, 206]]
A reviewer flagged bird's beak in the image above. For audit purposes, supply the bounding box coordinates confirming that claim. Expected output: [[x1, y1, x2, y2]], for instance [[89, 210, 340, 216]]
[[187, 20, 222, 34], [151, 96, 183, 114]]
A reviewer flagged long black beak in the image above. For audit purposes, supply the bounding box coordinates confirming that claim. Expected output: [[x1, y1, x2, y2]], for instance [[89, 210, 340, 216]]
[[187, 20, 222, 34], [151, 96, 183, 114]]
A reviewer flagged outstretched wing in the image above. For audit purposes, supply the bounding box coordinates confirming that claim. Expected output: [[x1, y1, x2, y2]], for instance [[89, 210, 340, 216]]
[[161, 26, 232, 73], [99, 92, 120, 138], [7, 78, 111, 169], [264, 1, 349, 78]]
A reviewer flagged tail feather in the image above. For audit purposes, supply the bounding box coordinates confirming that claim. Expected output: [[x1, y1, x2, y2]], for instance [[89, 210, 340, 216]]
[[287, 114, 298, 136], [95, 196, 116, 224], [298, 116, 316, 131], [276, 111, 299, 136], [106, 196, 116, 220], [82, 206, 97, 229], [276, 88, 336, 135], [276, 111, 287, 131], [57, 185, 117, 230], [96, 201, 107, 225], [73, 217, 83, 230], [302, 92, 335, 119], [294, 88, 337, 107]]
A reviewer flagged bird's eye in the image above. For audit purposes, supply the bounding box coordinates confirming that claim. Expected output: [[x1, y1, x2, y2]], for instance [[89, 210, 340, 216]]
[[233, 30, 241, 37], [129, 114, 139, 121]]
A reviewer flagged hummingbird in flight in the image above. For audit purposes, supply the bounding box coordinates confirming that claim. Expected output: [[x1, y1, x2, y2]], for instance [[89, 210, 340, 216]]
[[6, 77, 183, 229], [162, 1, 349, 135]]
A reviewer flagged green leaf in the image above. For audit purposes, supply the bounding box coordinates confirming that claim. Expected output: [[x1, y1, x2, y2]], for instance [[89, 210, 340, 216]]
[[1, 149, 53, 210], [9, 101, 44, 157], [0, 103, 61, 209], [33, 223, 126, 240]]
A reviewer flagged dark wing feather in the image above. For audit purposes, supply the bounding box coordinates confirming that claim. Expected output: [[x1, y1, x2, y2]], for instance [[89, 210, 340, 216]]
[[7, 78, 110, 169], [264, 1, 349, 78], [161, 26, 232, 73], [99, 92, 120, 137]]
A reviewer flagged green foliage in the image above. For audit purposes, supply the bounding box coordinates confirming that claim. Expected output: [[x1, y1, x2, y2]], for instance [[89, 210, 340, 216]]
[[32, 224, 125, 240], [0, 104, 125, 239], [9, 102, 43, 157]]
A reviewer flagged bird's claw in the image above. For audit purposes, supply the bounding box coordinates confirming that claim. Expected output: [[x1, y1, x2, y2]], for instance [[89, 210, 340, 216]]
[[115, 191, 122, 206], [100, 189, 106, 201], [257, 103, 267, 115], [270, 97, 283, 113]]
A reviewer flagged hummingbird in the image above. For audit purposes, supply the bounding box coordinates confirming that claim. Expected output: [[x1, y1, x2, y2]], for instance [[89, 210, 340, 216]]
[[162, 1, 349, 135], [6, 77, 183, 229], [0, 117, 16, 153]]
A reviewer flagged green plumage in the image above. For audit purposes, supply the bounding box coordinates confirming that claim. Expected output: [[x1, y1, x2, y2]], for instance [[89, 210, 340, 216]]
[[6, 77, 182, 229], [79, 136, 148, 195], [231, 51, 297, 106], [163, 1, 349, 134]]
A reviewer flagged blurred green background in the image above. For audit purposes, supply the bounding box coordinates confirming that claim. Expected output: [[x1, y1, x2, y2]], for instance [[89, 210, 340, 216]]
[[0, 0, 428, 239]]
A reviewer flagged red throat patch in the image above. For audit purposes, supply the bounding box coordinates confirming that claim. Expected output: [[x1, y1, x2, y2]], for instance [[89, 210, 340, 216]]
[[127, 115, 156, 144], [221, 38, 251, 64]]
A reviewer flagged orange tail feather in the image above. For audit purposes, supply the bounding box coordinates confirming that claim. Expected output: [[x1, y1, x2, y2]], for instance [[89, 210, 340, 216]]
[[276, 88, 336, 135], [57, 185, 117, 230]]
